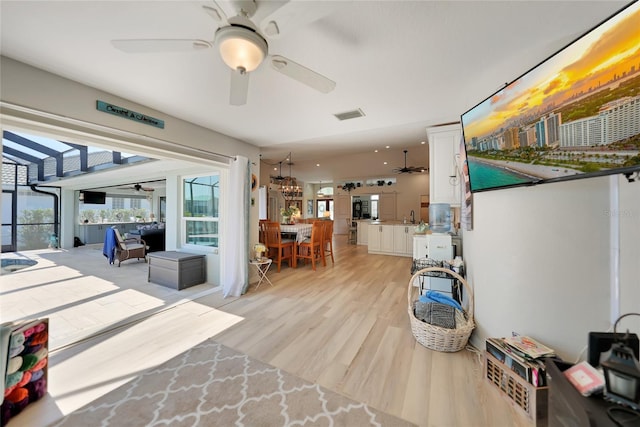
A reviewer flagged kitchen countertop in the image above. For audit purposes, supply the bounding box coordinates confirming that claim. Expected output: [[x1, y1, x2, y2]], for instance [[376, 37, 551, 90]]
[[361, 220, 417, 226]]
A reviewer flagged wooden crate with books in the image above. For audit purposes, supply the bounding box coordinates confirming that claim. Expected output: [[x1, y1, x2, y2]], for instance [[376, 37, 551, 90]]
[[483, 336, 554, 426]]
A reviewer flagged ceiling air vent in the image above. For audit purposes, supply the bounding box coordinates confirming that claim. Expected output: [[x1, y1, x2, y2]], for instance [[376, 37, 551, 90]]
[[334, 108, 365, 121]]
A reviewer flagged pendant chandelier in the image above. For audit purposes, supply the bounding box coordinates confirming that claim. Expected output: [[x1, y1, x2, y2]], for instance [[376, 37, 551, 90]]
[[280, 152, 300, 200]]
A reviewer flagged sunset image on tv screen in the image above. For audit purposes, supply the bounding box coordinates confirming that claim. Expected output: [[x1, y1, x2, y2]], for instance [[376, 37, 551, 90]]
[[461, 1, 640, 192]]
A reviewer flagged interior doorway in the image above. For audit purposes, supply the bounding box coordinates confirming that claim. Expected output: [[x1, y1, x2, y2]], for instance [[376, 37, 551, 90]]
[[316, 199, 333, 219]]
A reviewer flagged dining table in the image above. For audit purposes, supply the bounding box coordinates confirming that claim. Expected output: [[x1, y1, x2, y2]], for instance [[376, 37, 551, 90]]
[[280, 223, 313, 244]]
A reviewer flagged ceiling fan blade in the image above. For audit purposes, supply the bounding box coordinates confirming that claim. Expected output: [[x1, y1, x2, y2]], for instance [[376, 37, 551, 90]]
[[111, 39, 212, 53], [270, 55, 335, 94], [202, 1, 228, 23], [259, 1, 343, 38], [230, 69, 249, 106]]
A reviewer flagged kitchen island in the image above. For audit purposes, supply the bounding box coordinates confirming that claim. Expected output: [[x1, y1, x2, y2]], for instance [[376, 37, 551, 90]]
[[366, 221, 415, 257]]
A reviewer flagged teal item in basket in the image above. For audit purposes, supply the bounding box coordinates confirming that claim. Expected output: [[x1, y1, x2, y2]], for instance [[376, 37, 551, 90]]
[[10, 332, 25, 348], [6, 371, 23, 388], [419, 290, 463, 312]]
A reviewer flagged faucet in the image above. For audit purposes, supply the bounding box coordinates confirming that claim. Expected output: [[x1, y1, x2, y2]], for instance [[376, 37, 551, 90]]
[[410, 210, 415, 224]]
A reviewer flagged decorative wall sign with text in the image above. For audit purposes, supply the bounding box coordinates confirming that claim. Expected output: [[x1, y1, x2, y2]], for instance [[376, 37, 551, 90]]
[[96, 100, 165, 129]]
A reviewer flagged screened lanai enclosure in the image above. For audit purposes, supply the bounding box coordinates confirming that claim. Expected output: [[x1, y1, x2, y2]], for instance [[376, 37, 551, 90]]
[[1, 130, 153, 252]]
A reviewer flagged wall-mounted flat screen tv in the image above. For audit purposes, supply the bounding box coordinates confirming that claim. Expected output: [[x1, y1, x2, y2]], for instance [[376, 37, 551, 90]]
[[80, 191, 106, 204], [461, 0, 640, 193]]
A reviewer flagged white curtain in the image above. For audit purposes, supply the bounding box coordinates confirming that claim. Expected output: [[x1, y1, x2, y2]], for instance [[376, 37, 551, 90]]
[[223, 155, 250, 297]]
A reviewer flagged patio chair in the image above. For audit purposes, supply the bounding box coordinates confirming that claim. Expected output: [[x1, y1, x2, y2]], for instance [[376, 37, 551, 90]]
[[111, 227, 148, 267]]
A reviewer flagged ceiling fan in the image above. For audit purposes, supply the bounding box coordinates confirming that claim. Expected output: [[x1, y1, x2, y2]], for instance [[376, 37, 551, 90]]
[[111, 0, 337, 105], [116, 183, 155, 192], [393, 150, 427, 174]]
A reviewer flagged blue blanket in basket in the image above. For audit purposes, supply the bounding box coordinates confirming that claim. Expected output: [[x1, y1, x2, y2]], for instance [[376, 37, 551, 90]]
[[418, 290, 462, 312]]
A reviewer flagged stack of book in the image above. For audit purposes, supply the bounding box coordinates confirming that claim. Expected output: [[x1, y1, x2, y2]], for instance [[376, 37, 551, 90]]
[[485, 336, 555, 387]]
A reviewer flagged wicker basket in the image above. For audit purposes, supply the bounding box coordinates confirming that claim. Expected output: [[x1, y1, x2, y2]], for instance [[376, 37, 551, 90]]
[[408, 267, 475, 352]]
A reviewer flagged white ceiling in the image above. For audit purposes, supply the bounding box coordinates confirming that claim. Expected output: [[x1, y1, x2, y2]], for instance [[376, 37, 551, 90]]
[[0, 0, 629, 173]]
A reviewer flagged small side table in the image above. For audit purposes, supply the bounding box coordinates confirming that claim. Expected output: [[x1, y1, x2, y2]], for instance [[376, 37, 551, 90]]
[[249, 258, 273, 289]]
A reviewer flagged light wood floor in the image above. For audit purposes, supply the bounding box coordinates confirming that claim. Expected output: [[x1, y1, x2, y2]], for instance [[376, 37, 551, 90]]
[[3, 239, 532, 427]]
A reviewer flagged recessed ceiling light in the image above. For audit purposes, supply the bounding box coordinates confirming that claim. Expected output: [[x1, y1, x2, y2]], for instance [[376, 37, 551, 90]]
[[385, 145, 390, 149], [374, 149, 378, 153], [273, 167, 277, 171], [421, 141, 426, 145], [383, 161, 387, 165], [316, 163, 320, 167]]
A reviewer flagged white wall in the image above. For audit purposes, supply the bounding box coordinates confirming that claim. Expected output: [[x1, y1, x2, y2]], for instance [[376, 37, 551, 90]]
[[617, 174, 640, 335], [463, 174, 640, 360]]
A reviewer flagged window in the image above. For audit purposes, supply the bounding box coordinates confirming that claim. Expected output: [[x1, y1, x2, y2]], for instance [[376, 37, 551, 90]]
[[130, 198, 141, 209], [371, 194, 379, 220], [159, 197, 166, 223], [316, 199, 333, 219], [112, 197, 125, 209], [183, 174, 219, 248], [79, 195, 150, 223]]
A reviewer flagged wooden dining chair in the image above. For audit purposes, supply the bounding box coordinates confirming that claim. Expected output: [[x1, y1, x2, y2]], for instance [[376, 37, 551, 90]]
[[264, 221, 294, 272], [346, 218, 357, 244], [296, 221, 325, 271], [258, 219, 268, 244], [321, 220, 334, 264]]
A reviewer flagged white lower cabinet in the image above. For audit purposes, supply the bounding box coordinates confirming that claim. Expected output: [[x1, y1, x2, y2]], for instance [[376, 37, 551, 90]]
[[369, 224, 412, 257], [356, 221, 369, 245], [393, 225, 413, 257]]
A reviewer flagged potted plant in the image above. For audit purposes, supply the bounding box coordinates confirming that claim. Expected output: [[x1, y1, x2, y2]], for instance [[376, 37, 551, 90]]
[[280, 205, 300, 224]]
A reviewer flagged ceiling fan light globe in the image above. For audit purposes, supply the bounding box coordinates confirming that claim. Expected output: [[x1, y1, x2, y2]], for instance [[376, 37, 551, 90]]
[[216, 26, 267, 72]]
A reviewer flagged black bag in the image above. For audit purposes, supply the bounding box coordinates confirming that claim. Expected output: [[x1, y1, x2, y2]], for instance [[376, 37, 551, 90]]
[[74, 236, 84, 247]]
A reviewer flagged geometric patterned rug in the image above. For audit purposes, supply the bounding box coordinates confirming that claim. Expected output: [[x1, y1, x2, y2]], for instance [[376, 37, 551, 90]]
[[51, 339, 416, 427]]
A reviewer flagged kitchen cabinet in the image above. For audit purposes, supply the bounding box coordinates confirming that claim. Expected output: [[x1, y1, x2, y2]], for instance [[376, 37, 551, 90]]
[[355, 220, 369, 245], [79, 222, 138, 244], [427, 123, 461, 206], [368, 224, 394, 254], [369, 224, 411, 256], [81, 224, 109, 244], [393, 225, 413, 257]]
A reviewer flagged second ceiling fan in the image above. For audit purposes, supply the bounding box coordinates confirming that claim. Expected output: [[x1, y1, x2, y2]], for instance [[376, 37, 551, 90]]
[[111, 0, 337, 106], [393, 150, 427, 174]]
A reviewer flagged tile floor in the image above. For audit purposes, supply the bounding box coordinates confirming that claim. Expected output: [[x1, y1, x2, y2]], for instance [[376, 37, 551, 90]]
[[1, 246, 241, 426]]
